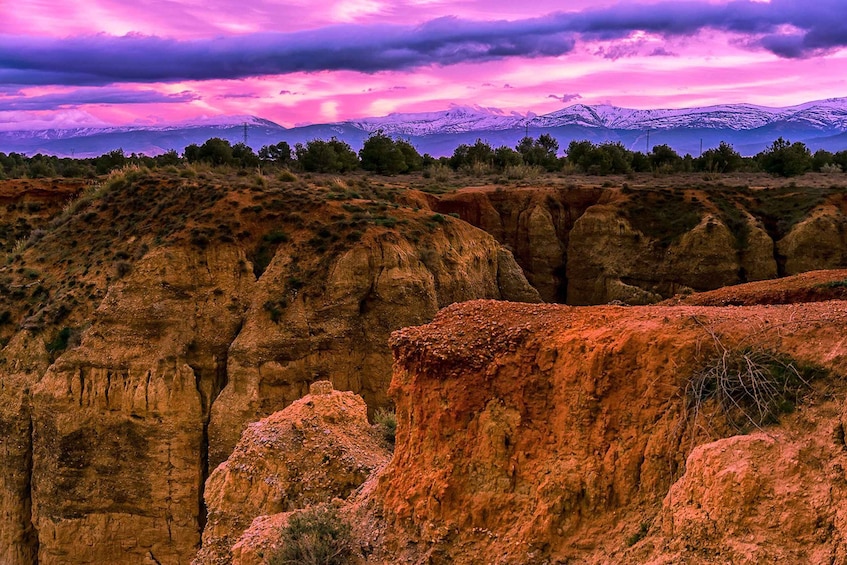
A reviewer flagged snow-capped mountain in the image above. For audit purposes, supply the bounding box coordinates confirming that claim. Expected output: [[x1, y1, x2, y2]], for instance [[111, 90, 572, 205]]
[[531, 98, 847, 132], [3, 98, 847, 158], [345, 105, 530, 136]]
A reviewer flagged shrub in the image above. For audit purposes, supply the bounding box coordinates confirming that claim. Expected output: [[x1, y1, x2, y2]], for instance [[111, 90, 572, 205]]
[[686, 324, 825, 432], [504, 163, 542, 180], [47, 326, 76, 354], [374, 407, 397, 445], [268, 505, 353, 565]]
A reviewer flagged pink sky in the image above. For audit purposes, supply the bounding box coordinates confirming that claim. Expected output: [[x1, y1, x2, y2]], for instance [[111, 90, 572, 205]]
[[1, 0, 846, 130]]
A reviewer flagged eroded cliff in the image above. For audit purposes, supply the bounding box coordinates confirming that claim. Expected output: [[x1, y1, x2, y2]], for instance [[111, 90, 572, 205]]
[[429, 180, 847, 304], [198, 271, 847, 564], [369, 282, 847, 563], [0, 170, 538, 564]]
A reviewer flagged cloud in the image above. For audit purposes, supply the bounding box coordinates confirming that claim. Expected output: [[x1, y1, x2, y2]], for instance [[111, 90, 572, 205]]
[[0, 87, 198, 111], [0, 0, 845, 89], [548, 93, 582, 103], [0, 17, 577, 86], [214, 92, 259, 99]]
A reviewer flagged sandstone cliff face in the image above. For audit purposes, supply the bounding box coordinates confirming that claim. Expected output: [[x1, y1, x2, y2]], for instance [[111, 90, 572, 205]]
[[427, 184, 847, 305], [198, 381, 390, 564], [209, 218, 539, 469], [431, 187, 602, 302], [567, 208, 777, 305], [0, 333, 48, 565], [29, 244, 251, 564], [0, 171, 539, 565], [778, 203, 847, 275], [372, 296, 847, 564]]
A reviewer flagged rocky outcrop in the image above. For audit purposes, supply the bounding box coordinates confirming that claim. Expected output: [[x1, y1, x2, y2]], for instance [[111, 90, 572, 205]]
[[208, 218, 540, 469], [568, 209, 777, 305], [30, 244, 251, 564], [0, 171, 539, 565], [197, 381, 390, 564], [652, 424, 847, 563], [778, 203, 847, 275], [370, 296, 847, 564], [0, 333, 48, 565], [428, 184, 847, 305], [431, 187, 602, 302]]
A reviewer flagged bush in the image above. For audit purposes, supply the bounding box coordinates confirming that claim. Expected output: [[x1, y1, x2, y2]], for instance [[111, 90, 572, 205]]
[[268, 505, 353, 565], [686, 324, 825, 432], [374, 407, 397, 445]]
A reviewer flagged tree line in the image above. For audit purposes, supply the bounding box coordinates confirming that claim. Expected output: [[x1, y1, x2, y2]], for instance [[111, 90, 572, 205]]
[[1, 131, 846, 179]]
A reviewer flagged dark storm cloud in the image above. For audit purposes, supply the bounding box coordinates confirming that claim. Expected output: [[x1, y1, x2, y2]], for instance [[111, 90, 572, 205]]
[[0, 88, 197, 111], [0, 0, 844, 87], [0, 18, 577, 86]]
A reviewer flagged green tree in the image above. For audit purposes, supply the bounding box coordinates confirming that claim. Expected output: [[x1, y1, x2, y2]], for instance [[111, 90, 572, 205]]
[[95, 148, 127, 174], [232, 142, 260, 168], [756, 137, 812, 177], [359, 130, 408, 174], [650, 144, 683, 172], [259, 141, 293, 166], [812, 149, 835, 171], [183, 143, 201, 163], [493, 146, 523, 170], [295, 138, 358, 173], [197, 138, 234, 166], [517, 134, 559, 171], [698, 141, 743, 173], [396, 139, 423, 172]]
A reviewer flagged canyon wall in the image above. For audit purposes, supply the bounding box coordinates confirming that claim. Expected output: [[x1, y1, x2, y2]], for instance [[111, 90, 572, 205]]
[[0, 172, 539, 564], [371, 292, 847, 563], [431, 183, 847, 304], [2, 173, 847, 564], [200, 272, 847, 564]]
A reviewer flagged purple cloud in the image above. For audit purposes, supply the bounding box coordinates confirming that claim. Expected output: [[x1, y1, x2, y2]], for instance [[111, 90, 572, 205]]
[[0, 87, 198, 111], [0, 0, 844, 90], [548, 93, 582, 103]]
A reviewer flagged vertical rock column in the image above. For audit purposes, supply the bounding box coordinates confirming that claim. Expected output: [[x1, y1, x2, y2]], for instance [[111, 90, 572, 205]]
[[0, 334, 48, 565]]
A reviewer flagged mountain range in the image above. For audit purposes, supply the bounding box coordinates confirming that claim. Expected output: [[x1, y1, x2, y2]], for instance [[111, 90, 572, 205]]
[[3, 97, 847, 159]]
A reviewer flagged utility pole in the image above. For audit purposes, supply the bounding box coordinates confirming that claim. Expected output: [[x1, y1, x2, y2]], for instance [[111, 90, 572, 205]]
[[243, 122, 248, 145], [646, 130, 650, 152], [700, 138, 703, 157]]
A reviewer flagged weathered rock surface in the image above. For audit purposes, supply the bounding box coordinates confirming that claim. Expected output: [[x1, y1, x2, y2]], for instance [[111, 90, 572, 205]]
[[3, 173, 847, 564], [431, 187, 601, 302], [367, 295, 847, 564], [209, 218, 540, 469], [567, 209, 778, 305], [0, 333, 48, 565], [197, 381, 390, 564], [778, 203, 847, 275], [31, 244, 251, 564], [0, 172, 539, 565], [427, 184, 847, 304]]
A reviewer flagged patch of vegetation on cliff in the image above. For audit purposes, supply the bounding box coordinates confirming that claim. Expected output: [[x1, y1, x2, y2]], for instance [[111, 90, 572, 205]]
[[744, 184, 838, 240], [686, 321, 827, 433], [623, 188, 704, 247], [711, 192, 750, 250], [269, 504, 353, 565], [0, 166, 427, 346]]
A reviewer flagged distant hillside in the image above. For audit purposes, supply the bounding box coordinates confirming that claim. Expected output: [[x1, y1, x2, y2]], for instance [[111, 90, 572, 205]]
[[3, 97, 847, 158]]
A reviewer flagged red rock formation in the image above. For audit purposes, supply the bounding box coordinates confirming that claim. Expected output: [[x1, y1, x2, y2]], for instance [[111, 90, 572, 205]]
[[197, 381, 390, 564], [370, 294, 847, 563]]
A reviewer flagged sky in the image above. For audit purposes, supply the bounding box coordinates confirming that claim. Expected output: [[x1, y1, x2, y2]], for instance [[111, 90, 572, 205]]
[[1, 0, 846, 130]]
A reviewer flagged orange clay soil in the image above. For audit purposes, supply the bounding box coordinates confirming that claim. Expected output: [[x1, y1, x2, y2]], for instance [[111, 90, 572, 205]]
[[363, 280, 847, 564]]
